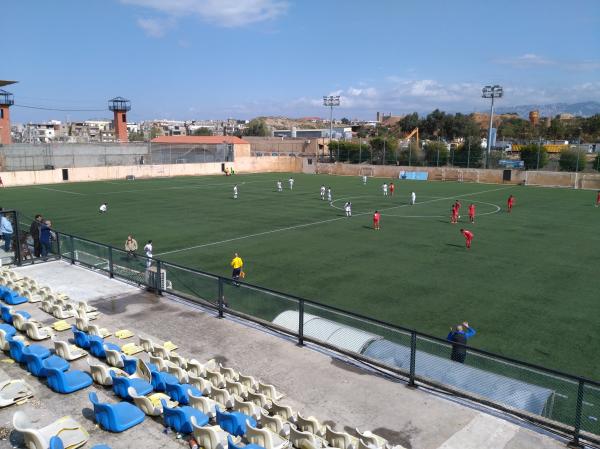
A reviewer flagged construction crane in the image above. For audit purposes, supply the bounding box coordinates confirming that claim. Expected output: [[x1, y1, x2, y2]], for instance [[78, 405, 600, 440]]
[[405, 127, 419, 149]]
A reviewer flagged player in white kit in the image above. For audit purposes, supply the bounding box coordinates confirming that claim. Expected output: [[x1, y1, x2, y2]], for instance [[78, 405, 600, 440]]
[[327, 187, 332, 203], [344, 201, 352, 217], [382, 183, 388, 196], [320, 185, 326, 200], [233, 184, 238, 199], [410, 191, 416, 205], [362, 175, 367, 185], [276, 180, 283, 192], [289, 177, 294, 190]]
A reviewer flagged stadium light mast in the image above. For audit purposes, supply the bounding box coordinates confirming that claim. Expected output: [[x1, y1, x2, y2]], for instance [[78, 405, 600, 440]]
[[323, 95, 340, 140], [482, 85, 503, 168]]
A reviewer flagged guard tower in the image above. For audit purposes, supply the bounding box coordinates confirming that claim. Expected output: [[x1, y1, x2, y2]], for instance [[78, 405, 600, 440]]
[[0, 85, 15, 145], [108, 96, 131, 142]]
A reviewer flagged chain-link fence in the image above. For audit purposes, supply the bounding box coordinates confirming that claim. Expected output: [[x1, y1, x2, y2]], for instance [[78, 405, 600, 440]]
[[6, 217, 600, 446]]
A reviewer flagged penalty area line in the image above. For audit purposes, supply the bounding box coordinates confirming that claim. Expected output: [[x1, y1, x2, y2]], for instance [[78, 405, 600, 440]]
[[156, 185, 513, 256]]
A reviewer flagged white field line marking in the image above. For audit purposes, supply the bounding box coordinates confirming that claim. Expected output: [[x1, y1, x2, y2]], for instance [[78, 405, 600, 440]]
[[156, 186, 512, 256], [95, 178, 278, 195], [33, 186, 85, 196]]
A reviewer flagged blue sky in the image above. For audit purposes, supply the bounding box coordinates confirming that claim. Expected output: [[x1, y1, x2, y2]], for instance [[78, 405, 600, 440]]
[[3, 0, 599, 122]]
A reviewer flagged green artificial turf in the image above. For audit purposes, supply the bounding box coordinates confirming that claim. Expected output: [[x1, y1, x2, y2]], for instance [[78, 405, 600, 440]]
[[2, 173, 599, 382]]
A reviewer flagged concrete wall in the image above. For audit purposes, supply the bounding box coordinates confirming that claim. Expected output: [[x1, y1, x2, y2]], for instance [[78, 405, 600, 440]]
[[312, 163, 600, 190], [0, 156, 303, 187]]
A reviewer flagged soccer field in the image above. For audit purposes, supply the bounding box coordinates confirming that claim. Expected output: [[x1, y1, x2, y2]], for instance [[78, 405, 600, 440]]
[[2, 173, 599, 379]]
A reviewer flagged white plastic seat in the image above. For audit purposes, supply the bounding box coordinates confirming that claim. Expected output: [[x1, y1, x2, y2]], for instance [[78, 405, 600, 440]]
[[10, 312, 32, 331], [247, 390, 271, 409], [167, 364, 189, 383], [105, 348, 125, 368], [23, 287, 44, 303], [355, 429, 388, 449], [127, 387, 175, 416], [188, 358, 217, 377], [41, 300, 54, 314], [232, 396, 264, 421], [259, 381, 284, 401], [0, 379, 34, 407], [152, 344, 170, 359], [138, 336, 154, 353], [130, 358, 152, 382], [219, 364, 239, 381], [261, 412, 290, 437], [206, 368, 226, 388], [191, 421, 231, 449], [75, 309, 98, 321], [270, 401, 296, 422], [238, 372, 259, 391], [189, 391, 218, 418], [87, 359, 124, 386], [246, 421, 290, 449], [188, 372, 213, 395], [149, 354, 168, 371], [52, 305, 75, 320], [12, 411, 89, 449], [289, 426, 322, 449], [225, 379, 248, 399], [54, 340, 87, 361], [325, 426, 359, 449], [87, 324, 111, 338], [209, 386, 235, 409], [296, 414, 325, 437], [75, 316, 89, 332], [76, 301, 97, 313], [0, 329, 24, 351], [23, 322, 52, 341], [169, 352, 187, 368]]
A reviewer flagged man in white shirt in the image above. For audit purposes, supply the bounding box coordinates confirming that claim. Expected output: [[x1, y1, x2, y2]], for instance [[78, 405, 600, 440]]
[[362, 175, 367, 185], [410, 191, 416, 205], [382, 183, 388, 196], [276, 180, 283, 192], [344, 201, 352, 217], [320, 185, 326, 200], [288, 177, 294, 190], [143, 240, 153, 268], [327, 187, 332, 203], [99, 203, 108, 213], [233, 184, 238, 199]]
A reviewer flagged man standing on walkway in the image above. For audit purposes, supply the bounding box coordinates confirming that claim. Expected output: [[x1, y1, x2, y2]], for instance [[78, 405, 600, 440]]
[[230, 252, 244, 286], [39, 219, 53, 260], [0, 213, 13, 252], [30, 214, 43, 257], [125, 235, 138, 259], [447, 322, 476, 363]]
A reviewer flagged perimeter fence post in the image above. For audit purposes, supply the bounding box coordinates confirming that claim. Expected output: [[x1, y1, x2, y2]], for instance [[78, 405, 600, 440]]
[[108, 247, 114, 279], [568, 380, 585, 448], [298, 299, 305, 346], [56, 231, 62, 260], [155, 259, 162, 296], [70, 235, 75, 264], [218, 277, 224, 318], [408, 331, 417, 388], [13, 211, 22, 266]]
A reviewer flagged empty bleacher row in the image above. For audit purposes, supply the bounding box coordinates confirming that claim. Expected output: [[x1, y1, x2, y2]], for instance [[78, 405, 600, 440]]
[[0, 266, 403, 449]]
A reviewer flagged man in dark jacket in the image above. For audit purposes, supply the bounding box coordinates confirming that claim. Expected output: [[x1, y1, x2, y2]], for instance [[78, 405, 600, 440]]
[[30, 214, 43, 257], [447, 321, 476, 363]]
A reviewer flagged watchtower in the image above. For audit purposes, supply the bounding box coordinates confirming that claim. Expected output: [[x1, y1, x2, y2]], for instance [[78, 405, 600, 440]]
[[108, 96, 131, 142], [0, 89, 15, 145]]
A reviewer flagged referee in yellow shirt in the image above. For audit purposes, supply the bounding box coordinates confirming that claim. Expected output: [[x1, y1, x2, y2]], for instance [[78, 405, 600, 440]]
[[230, 252, 243, 286]]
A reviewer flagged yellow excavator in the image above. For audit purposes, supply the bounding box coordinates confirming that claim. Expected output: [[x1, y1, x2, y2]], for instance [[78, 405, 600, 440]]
[[405, 128, 419, 148]]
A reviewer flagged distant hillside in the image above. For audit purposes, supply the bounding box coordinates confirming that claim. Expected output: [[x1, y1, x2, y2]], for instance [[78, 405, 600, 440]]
[[495, 101, 600, 118]]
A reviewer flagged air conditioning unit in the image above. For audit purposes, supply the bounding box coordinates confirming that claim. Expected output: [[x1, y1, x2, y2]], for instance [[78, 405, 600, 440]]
[[147, 266, 168, 290]]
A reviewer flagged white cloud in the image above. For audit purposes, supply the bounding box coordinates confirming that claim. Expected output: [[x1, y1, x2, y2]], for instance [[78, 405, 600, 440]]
[[136, 17, 173, 37], [495, 53, 556, 67], [122, 0, 288, 34]]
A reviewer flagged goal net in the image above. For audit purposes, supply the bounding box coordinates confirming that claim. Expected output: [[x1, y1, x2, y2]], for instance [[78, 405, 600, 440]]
[[359, 167, 374, 177]]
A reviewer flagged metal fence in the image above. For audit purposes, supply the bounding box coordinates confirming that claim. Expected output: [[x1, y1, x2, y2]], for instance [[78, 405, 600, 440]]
[[7, 217, 600, 447]]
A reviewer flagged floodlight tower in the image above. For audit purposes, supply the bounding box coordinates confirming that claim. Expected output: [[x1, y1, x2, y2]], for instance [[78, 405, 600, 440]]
[[323, 95, 340, 140], [482, 85, 503, 168], [108, 96, 131, 142], [0, 89, 15, 145]]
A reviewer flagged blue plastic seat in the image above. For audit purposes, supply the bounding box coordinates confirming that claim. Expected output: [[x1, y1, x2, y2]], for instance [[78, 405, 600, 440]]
[[4, 292, 28, 305], [72, 327, 90, 349], [23, 352, 70, 377], [89, 337, 120, 359], [0, 323, 16, 336], [110, 372, 153, 400], [8, 339, 50, 363], [228, 435, 266, 449], [165, 381, 202, 405], [1, 305, 30, 324], [89, 391, 145, 433], [46, 367, 93, 393], [215, 406, 257, 437], [161, 399, 209, 434], [150, 370, 179, 392], [50, 436, 112, 449], [122, 356, 138, 375]]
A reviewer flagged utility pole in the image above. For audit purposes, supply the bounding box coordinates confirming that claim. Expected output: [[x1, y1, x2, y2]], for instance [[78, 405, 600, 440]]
[[482, 85, 503, 169]]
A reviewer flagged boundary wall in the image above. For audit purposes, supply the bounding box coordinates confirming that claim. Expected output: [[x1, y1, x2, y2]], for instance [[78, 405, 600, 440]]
[[0, 156, 302, 186], [313, 162, 600, 190]]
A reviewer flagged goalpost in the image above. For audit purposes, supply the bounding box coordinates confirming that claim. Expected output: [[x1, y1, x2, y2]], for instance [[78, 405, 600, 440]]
[[359, 167, 374, 177]]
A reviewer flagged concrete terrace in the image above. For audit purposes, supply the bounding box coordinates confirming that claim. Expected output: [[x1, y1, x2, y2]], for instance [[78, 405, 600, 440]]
[[0, 261, 571, 449]]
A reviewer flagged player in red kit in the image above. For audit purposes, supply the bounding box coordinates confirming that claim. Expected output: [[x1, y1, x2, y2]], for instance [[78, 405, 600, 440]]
[[468, 203, 475, 223], [595, 191, 600, 207], [455, 200, 462, 217], [389, 182, 395, 196], [460, 229, 474, 249], [373, 211, 381, 230], [450, 204, 458, 224], [507, 195, 515, 213]]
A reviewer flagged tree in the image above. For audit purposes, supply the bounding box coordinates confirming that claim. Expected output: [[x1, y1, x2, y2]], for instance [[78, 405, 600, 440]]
[[519, 143, 548, 170], [150, 126, 162, 139], [559, 149, 586, 172], [340, 117, 351, 125], [244, 118, 270, 137], [594, 152, 600, 172], [424, 141, 449, 166], [128, 131, 145, 142], [398, 112, 419, 133], [453, 137, 483, 168], [193, 127, 213, 136], [370, 136, 398, 165]]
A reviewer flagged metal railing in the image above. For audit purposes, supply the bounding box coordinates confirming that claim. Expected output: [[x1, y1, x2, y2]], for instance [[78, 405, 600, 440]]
[[9, 219, 600, 447]]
